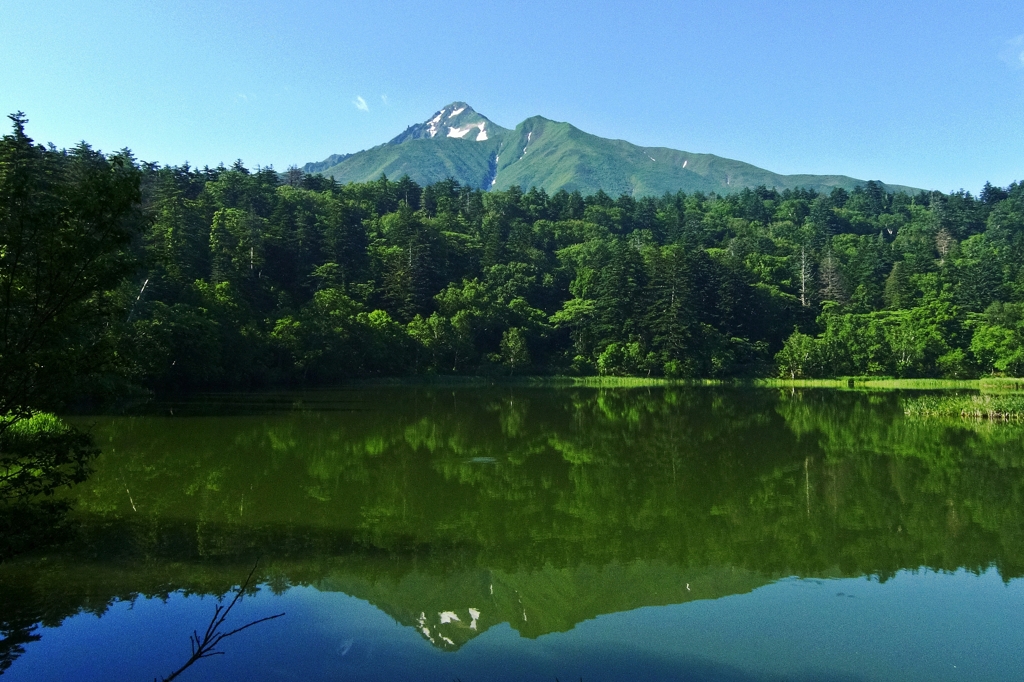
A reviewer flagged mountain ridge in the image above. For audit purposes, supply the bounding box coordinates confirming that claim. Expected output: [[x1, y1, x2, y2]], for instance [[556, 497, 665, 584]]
[[304, 102, 922, 196]]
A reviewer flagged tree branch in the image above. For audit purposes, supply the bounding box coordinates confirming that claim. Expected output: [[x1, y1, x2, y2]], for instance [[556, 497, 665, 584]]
[[156, 560, 284, 682]]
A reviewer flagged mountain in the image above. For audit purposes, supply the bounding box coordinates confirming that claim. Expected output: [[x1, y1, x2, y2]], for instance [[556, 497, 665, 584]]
[[301, 152, 351, 175], [304, 102, 922, 197]]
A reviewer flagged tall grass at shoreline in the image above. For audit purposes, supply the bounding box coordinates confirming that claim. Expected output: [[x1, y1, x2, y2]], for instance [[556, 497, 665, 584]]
[[979, 377, 1024, 393], [903, 394, 1024, 421], [349, 376, 994, 390], [753, 378, 979, 390]]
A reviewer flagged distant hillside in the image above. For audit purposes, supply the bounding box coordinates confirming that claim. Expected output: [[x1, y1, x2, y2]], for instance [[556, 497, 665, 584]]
[[301, 153, 351, 175], [304, 102, 922, 196]]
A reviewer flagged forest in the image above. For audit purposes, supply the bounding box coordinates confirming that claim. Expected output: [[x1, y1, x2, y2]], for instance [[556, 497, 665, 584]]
[[4, 113, 1024, 677], [4, 112, 1024, 416]]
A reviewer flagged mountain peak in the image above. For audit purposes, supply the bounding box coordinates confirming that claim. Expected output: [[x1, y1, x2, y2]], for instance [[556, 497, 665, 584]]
[[389, 102, 499, 145], [308, 104, 922, 196]]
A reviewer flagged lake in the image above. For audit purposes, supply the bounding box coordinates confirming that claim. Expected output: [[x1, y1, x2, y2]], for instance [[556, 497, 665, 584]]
[[2, 386, 1023, 681]]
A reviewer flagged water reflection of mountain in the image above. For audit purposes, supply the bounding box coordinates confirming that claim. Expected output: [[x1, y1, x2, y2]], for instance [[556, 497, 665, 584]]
[[4, 387, 1024, 665], [320, 561, 772, 648]]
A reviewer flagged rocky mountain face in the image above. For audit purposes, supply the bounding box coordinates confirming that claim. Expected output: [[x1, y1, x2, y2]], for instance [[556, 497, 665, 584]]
[[386, 102, 507, 144]]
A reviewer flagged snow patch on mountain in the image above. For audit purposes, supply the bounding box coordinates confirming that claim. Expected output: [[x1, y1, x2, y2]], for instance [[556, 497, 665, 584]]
[[447, 122, 488, 141], [487, 150, 500, 187], [449, 107, 466, 118], [520, 131, 532, 158], [426, 111, 445, 138]]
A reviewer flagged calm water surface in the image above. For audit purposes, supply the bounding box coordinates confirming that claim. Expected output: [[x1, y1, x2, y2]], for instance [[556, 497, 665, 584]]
[[2, 386, 1024, 681]]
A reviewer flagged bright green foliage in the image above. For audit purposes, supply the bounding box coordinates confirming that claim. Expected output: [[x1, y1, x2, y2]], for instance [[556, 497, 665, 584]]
[[5, 115, 1024, 388], [0, 412, 96, 501], [970, 303, 1024, 376], [113, 167, 1024, 384], [499, 327, 530, 374], [776, 330, 817, 379]]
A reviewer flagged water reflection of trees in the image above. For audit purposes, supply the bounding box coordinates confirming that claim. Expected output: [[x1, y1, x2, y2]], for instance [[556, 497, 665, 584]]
[[57, 388, 1024, 576], [4, 387, 1024, 667]]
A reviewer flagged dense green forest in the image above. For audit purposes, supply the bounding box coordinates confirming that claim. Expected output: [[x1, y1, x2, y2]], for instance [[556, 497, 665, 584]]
[[4, 113, 1024, 414], [3, 112, 1024, 672]]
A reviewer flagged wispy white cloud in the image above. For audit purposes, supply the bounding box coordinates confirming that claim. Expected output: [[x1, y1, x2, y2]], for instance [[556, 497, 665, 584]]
[[999, 34, 1024, 69], [354, 95, 369, 112], [381, 94, 389, 105]]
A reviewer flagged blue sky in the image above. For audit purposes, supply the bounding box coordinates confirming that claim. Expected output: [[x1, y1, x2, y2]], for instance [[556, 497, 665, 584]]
[[1, 0, 1021, 193]]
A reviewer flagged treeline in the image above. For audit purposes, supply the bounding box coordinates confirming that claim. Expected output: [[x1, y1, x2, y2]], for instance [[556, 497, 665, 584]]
[[5, 115, 1024, 400]]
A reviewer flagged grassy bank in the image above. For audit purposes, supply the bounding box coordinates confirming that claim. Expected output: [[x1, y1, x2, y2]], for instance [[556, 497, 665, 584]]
[[754, 378, 981, 390], [346, 375, 716, 388], [903, 394, 1024, 420], [346, 376, 1006, 391], [979, 377, 1024, 393]]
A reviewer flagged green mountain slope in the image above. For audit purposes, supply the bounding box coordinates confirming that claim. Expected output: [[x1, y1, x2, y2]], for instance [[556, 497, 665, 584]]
[[303, 102, 508, 189], [305, 102, 922, 196], [310, 136, 501, 190]]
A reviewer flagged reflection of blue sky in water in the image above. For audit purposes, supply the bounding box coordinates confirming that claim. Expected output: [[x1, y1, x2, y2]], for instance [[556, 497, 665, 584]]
[[9, 568, 1024, 682]]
